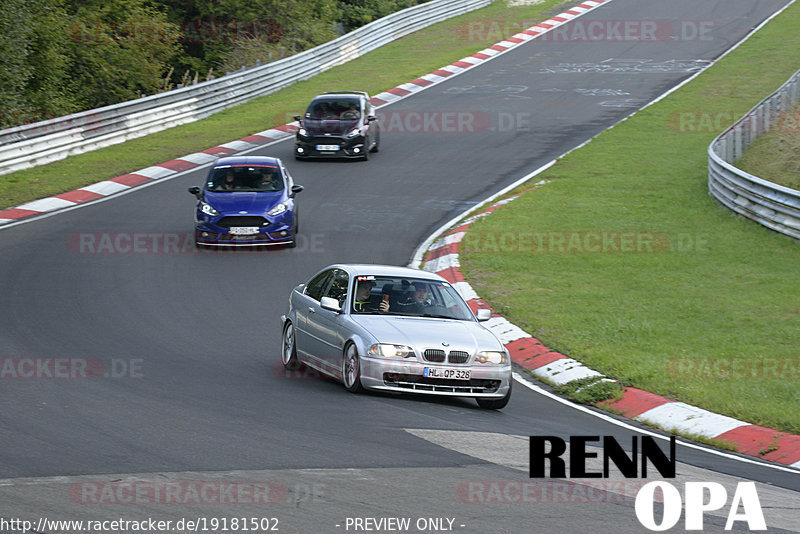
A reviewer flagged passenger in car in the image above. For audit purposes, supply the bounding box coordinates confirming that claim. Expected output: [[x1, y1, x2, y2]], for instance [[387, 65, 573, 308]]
[[396, 283, 434, 315], [341, 103, 360, 119], [257, 168, 280, 191]]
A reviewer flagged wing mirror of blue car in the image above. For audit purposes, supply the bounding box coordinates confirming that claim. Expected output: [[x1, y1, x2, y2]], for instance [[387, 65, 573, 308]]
[[476, 309, 492, 322], [320, 296, 342, 313], [188, 186, 202, 199], [293, 115, 302, 122], [290, 185, 304, 197]]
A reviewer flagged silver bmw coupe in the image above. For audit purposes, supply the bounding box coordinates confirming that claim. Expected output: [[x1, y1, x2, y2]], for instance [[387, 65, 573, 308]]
[[280, 264, 512, 409]]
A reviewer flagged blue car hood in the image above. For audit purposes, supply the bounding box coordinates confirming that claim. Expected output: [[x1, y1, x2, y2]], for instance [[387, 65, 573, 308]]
[[204, 190, 284, 213]]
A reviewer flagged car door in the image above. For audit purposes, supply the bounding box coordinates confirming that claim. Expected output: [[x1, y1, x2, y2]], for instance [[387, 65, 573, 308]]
[[294, 269, 333, 366], [307, 268, 350, 369]]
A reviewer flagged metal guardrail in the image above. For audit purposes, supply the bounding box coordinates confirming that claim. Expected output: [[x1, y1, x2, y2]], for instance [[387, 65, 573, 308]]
[[708, 68, 800, 239], [0, 0, 490, 176]]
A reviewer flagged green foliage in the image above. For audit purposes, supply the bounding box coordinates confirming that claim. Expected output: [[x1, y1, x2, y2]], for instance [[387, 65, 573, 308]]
[[0, 0, 180, 127], [212, 0, 341, 74], [64, 0, 181, 108], [338, 0, 425, 32], [0, 0, 75, 126], [4, 0, 422, 126], [552, 376, 623, 405]]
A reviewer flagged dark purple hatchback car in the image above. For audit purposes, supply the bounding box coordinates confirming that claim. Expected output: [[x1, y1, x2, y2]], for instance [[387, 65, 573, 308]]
[[294, 91, 380, 161]]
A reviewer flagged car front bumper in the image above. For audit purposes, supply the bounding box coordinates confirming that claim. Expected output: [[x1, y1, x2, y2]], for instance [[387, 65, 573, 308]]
[[295, 136, 367, 159], [357, 356, 511, 398], [195, 212, 295, 247]]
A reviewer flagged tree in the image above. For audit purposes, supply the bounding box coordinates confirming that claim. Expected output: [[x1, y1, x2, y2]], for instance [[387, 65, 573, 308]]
[[64, 0, 181, 108], [0, 0, 74, 128]]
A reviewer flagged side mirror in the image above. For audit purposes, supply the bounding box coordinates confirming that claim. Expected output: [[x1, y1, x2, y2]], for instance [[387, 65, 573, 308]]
[[476, 309, 492, 322], [367, 115, 377, 122], [293, 115, 302, 122], [320, 296, 342, 313], [188, 186, 202, 199], [291, 184, 304, 197]]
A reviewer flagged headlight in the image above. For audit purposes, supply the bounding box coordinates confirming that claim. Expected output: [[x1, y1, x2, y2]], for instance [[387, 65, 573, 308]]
[[368, 343, 415, 358], [345, 128, 361, 139], [267, 203, 288, 216], [475, 350, 508, 364], [200, 202, 218, 216], [298, 128, 308, 137]]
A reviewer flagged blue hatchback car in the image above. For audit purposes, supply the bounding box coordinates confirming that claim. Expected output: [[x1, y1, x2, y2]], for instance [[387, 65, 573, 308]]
[[188, 156, 303, 248]]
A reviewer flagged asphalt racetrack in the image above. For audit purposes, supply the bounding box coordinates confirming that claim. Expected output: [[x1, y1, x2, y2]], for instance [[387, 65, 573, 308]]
[[1, 1, 798, 532]]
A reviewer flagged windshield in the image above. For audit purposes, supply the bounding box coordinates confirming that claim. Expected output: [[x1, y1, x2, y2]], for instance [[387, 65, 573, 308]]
[[351, 276, 475, 321], [305, 98, 361, 120], [206, 165, 284, 192]]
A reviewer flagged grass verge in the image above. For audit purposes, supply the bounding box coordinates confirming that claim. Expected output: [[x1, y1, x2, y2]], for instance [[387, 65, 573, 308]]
[[737, 99, 800, 190], [460, 2, 800, 434], [0, 0, 574, 210]]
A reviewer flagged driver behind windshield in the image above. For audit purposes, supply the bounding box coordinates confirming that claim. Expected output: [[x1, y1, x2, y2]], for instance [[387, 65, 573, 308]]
[[353, 280, 389, 313]]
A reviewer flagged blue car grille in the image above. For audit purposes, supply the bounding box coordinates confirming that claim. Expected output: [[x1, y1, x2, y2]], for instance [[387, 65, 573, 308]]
[[217, 216, 269, 228]]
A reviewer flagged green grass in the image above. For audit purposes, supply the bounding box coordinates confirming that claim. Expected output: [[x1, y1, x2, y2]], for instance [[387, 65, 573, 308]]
[[737, 99, 800, 190], [552, 376, 624, 405], [460, 3, 800, 434], [0, 0, 574, 210]]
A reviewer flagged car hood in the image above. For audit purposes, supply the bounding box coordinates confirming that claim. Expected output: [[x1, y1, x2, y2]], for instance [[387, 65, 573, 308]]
[[303, 118, 360, 136], [352, 315, 503, 353], [204, 190, 285, 213]]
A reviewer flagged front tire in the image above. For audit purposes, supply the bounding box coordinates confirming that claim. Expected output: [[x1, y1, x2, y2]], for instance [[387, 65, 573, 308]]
[[286, 216, 298, 248], [342, 343, 364, 393], [281, 321, 299, 368], [476, 381, 511, 410]]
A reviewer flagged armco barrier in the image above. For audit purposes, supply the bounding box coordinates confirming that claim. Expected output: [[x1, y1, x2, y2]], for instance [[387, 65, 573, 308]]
[[0, 0, 489, 176], [708, 68, 800, 239]]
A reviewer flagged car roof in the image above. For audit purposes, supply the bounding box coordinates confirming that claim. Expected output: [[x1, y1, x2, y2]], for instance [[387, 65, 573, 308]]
[[321, 91, 369, 98], [323, 264, 445, 281], [213, 156, 281, 168], [311, 94, 363, 103]]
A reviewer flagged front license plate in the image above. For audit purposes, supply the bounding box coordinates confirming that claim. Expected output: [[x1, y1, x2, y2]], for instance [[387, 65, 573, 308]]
[[424, 367, 471, 380], [229, 227, 259, 235], [316, 144, 340, 151]]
